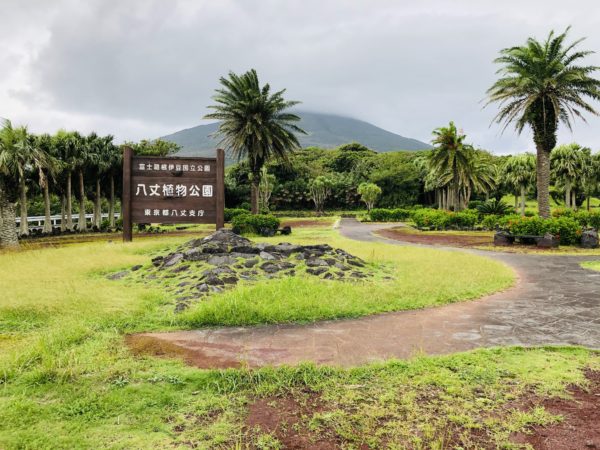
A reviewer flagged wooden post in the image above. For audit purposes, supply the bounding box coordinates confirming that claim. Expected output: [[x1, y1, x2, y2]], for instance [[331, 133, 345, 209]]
[[122, 146, 133, 242], [216, 148, 225, 230]]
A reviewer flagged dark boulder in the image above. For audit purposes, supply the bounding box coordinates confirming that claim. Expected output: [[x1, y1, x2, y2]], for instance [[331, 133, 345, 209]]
[[581, 229, 599, 249]]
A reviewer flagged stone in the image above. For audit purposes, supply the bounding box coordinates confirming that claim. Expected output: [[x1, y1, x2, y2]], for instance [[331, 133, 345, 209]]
[[536, 233, 559, 249], [334, 262, 350, 271], [324, 258, 337, 266], [178, 281, 191, 287], [306, 267, 328, 276], [204, 275, 224, 286], [196, 283, 210, 292], [322, 272, 334, 280], [581, 229, 599, 249], [131, 265, 143, 271], [207, 254, 236, 266], [107, 271, 128, 280], [260, 262, 281, 273], [347, 259, 365, 268], [494, 231, 513, 246], [350, 271, 367, 279], [231, 245, 260, 254], [271, 243, 301, 255], [221, 275, 238, 284], [201, 243, 227, 254], [306, 257, 329, 267], [151, 256, 164, 267], [259, 251, 277, 260], [171, 264, 190, 273], [184, 248, 209, 262], [244, 258, 259, 268], [163, 253, 184, 267]]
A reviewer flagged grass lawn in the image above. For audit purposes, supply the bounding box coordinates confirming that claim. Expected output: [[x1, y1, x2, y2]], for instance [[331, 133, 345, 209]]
[[3, 223, 595, 448], [581, 261, 600, 271], [500, 194, 600, 214]]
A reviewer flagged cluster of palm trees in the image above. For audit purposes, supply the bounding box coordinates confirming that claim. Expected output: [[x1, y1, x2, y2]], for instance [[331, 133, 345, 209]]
[[0, 119, 121, 247], [422, 121, 496, 211]]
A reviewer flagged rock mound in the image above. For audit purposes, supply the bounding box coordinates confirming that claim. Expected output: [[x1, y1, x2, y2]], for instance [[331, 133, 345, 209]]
[[114, 229, 374, 312]]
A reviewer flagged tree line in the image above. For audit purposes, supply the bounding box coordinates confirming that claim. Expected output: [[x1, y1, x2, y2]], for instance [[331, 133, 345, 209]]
[[0, 120, 179, 247]]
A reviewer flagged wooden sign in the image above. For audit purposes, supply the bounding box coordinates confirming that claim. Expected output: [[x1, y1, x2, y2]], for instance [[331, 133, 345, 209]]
[[121, 147, 225, 242]]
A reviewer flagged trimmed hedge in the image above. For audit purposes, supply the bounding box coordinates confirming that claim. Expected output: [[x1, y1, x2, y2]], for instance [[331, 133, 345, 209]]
[[500, 215, 582, 245], [368, 208, 411, 222], [224, 208, 250, 222], [410, 208, 479, 230], [231, 213, 280, 235]]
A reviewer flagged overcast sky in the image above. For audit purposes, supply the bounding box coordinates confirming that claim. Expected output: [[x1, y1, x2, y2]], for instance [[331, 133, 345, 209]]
[[2, 0, 600, 154]]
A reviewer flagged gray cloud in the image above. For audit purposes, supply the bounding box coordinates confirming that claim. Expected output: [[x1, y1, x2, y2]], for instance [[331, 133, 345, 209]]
[[2, 0, 600, 153]]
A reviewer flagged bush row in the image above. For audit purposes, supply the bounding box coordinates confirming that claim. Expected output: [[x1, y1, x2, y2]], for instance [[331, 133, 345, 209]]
[[224, 207, 250, 222], [368, 208, 411, 222], [497, 215, 582, 245]]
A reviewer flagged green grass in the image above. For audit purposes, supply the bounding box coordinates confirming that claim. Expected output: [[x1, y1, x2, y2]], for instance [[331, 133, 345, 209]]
[[1, 224, 594, 448], [581, 261, 600, 271], [501, 194, 600, 214]]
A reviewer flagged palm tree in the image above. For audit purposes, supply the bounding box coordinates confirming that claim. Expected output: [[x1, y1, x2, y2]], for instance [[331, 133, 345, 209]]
[[551, 143, 585, 209], [204, 69, 306, 213], [0, 120, 21, 247], [54, 130, 81, 231], [582, 151, 600, 211], [34, 134, 60, 233], [0, 120, 48, 236], [486, 28, 600, 218], [429, 122, 471, 211], [105, 143, 122, 228], [75, 132, 99, 231], [502, 153, 536, 215]]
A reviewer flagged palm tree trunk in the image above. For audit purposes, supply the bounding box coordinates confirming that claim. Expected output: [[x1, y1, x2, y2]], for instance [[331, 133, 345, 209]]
[[94, 178, 101, 228], [572, 190, 577, 211], [251, 180, 259, 214], [109, 175, 115, 228], [42, 180, 52, 234], [19, 177, 28, 236], [66, 172, 73, 231], [520, 185, 526, 216], [565, 180, 571, 208], [78, 170, 86, 231], [536, 146, 551, 219], [587, 196, 591, 211], [60, 195, 66, 232], [0, 188, 19, 248]]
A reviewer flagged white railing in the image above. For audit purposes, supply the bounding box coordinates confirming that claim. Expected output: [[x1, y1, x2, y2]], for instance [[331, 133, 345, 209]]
[[16, 213, 121, 230]]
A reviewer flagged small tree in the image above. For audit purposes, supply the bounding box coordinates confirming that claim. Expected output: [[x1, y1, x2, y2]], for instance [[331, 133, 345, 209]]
[[357, 182, 381, 212], [257, 167, 276, 212], [308, 175, 332, 215]]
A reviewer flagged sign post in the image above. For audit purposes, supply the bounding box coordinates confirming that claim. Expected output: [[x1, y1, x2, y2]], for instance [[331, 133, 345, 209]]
[[122, 147, 225, 242]]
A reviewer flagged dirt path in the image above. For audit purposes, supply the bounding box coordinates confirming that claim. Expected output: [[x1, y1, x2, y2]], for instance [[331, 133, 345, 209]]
[[130, 219, 600, 369]]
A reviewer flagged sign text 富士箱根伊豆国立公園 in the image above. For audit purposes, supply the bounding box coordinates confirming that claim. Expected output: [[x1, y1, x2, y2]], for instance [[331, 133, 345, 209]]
[[121, 147, 225, 241]]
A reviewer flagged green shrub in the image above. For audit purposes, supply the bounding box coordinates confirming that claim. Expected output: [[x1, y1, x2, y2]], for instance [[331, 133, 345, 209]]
[[369, 208, 411, 222], [410, 209, 451, 230], [589, 212, 600, 230], [467, 200, 484, 210], [450, 210, 479, 228], [501, 215, 582, 245], [481, 214, 501, 230], [231, 213, 280, 235], [552, 208, 575, 218], [224, 208, 250, 222], [476, 199, 514, 216]]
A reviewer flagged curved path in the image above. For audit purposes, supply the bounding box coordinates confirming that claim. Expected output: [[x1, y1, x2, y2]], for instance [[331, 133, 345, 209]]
[[132, 219, 600, 368]]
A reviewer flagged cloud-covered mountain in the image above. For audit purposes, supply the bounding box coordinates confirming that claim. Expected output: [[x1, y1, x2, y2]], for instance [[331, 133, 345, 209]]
[[161, 112, 431, 158]]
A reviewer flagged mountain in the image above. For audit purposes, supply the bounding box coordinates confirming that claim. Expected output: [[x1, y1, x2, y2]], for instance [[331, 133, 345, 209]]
[[161, 111, 431, 158]]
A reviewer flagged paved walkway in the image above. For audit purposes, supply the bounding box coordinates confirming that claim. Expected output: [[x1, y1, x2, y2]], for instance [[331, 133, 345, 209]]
[[133, 219, 600, 368]]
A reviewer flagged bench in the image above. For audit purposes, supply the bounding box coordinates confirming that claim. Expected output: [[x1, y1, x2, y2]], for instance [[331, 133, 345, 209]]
[[494, 231, 558, 248]]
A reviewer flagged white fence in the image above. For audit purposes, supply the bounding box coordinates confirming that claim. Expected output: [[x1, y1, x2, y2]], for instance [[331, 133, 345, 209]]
[[16, 213, 121, 231]]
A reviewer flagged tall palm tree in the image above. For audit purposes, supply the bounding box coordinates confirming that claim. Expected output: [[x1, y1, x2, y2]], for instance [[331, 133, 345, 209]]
[[54, 130, 81, 231], [34, 134, 60, 233], [0, 120, 47, 236], [486, 28, 600, 218], [75, 132, 99, 231], [551, 143, 585, 209], [582, 151, 600, 211], [0, 120, 21, 247], [106, 142, 122, 228], [429, 122, 471, 211], [502, 153, 537, 215], [204, 69, 306, 213]]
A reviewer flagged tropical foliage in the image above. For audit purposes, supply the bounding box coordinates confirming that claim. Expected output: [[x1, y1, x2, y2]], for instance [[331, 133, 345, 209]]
[[204, 69, 306, 213], [487, 28, 600, 217]]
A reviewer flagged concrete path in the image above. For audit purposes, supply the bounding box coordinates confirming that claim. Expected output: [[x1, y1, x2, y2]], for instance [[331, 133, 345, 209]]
[[133, 219, 600, 368]]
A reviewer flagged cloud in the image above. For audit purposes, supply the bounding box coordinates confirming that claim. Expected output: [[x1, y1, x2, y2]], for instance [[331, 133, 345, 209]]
[[2, 0, 600, 153]]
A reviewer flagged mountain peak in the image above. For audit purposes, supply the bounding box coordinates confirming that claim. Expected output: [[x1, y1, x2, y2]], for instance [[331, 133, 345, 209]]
[[161, 111, 431, 157]]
